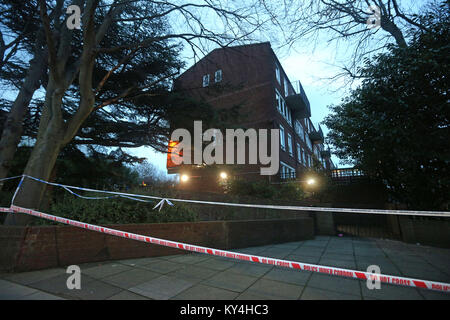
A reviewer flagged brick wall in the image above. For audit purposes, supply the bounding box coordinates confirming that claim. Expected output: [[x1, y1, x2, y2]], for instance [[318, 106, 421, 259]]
[[0, 217, 314, 272]]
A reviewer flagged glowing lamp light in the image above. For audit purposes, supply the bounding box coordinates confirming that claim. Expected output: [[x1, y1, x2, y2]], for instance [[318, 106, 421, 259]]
[[307, 178, 315, 185], [180, 174, 189, 182], [219, 172, 228, 180]]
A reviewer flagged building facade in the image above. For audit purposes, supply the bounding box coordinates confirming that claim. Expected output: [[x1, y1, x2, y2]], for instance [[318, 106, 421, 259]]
[[168, 42, 333, 188]]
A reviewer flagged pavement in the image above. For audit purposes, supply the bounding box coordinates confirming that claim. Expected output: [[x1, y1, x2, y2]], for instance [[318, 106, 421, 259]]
[[1, 235, 449, 300]]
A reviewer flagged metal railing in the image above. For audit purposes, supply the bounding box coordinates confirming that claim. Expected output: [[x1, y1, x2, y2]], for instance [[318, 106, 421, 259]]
[[289, 80, 311, 110]]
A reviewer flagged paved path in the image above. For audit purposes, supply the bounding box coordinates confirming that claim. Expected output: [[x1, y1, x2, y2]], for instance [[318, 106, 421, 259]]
[[1, 236, 449, 300]]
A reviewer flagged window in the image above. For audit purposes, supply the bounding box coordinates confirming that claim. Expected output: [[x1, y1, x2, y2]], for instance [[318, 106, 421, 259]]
[[314, 146, 320, 159], [276, 91, 282, 113], [275, 89, 292, 126], [280, 161, 296, 179], [287, 133, 293, 156], [202, 74, 210, 87], [275, 64, 280, 84], [302, 150, 306, 165], [294, 120, 305, 142], [284, 78, 289, 97], [279, 125, 285, 151], [305, 132, 312, 151], [296, 143, 302, 163], [214, 69, 222, 83]]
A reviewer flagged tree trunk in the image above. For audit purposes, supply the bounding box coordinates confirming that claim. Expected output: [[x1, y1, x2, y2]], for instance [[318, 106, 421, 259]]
[[0, 30, 47, 189], [3, 78, 66, 226], [3, 122, 64, 225]]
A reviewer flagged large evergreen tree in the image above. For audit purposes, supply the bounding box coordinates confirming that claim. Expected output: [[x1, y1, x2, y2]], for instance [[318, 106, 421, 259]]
[[2, 0, 266, 225], [323, 3, 449, 210]]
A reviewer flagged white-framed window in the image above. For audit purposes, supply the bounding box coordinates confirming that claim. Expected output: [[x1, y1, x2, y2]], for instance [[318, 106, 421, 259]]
[[296, 143, 302, 163], [302, 150, 306, 165], [275, 89, 292, 126], [279, 124, 285, 151], [294, 120, 305, 142], [280, 161, 296, 179], [287, 133, 293, 156], [314, 146, 320, 159], [275, 64, 281, 84], [214, 69, 222, 83], [305, 132, 312, 151], [276, 90, 282, 113], [284, 78, 289, 97], [202, 74, 210, 87]]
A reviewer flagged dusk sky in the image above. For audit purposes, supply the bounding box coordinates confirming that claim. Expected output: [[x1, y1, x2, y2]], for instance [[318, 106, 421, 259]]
[[127, 0, 428, 178]]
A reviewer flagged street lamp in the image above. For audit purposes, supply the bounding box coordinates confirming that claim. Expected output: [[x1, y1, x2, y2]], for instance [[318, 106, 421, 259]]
[[180, 174, 189, 182], [219, 172, 228, 180], [306, 178, 316, 185]]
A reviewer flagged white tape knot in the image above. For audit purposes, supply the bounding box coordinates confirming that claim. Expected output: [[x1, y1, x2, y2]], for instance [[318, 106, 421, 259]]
[[152, 198, 174, 212]]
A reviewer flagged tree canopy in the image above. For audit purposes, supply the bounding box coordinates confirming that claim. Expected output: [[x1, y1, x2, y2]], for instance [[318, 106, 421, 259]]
[[323, 3, 450, 210]]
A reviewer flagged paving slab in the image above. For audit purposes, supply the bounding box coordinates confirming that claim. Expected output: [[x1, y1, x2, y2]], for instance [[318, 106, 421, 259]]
[[321, 252, 355, 261], [80, 262, 133, 279], [262, 267, 312, 286], [226, 261, 273, 278], [194, 257, 236, 271], [360, 282, 423, 300], [0, 280, 39, 300], [302, 240, 329, 248], [117, 257, 167, 267], [291, 247, 324, 257], [107, 290, 150, 300], [318, 258, 357, 269], [27, 273, 122, 300], [17, 290, 65, 300], [1, 268, 66, 286], [1, 235, 449, 300], [167, 264, 219, 283], [201, 270, 258, 293], [101, 268, 162, 289], [284, 254, 320, 264], [129, 275, 194, 300], [306, 273, 362, 297], [172, 284, 239, 300], [237, 278, 303, 300], [140, 260, 184, 274], [300, 287, 361, 300]]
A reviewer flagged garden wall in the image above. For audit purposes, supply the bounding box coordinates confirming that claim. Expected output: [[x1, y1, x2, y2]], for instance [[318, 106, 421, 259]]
[[0, 217, 314, 272]]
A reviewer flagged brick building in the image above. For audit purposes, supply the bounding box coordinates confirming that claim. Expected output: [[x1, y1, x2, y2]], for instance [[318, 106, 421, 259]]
[[168, 42, 334, 190]]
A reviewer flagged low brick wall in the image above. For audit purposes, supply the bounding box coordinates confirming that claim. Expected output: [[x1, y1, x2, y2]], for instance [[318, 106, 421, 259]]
[[0, 217, 313, 272]]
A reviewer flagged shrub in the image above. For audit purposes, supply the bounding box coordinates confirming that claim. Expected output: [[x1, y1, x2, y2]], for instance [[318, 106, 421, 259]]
[[226, 179, 305, 201], [34, 194, 198, 226]]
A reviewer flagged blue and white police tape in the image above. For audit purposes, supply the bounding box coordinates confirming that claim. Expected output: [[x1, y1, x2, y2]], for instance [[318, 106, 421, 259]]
[[4, 174, 450, 217]]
